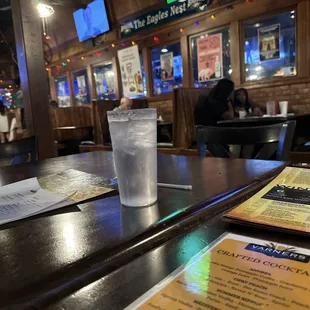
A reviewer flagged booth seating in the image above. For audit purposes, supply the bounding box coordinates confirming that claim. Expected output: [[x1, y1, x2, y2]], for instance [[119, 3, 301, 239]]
[[173, 87, 211, 149], [79, 99, 148, 153], [50, 106, 93, 155]]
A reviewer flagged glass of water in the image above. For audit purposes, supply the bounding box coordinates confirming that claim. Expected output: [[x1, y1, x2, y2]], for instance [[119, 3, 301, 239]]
[[107, 108, 157, 207]]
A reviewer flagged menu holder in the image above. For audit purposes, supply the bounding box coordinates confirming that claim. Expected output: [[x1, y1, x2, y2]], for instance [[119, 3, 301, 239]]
[[223, 166, 310, 236], [125, 233, 310, 309]]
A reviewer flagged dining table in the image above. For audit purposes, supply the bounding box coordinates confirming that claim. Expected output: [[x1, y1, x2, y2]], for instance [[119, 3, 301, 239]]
[[217, 113, 310, 128], [0, 151, 286, 309]]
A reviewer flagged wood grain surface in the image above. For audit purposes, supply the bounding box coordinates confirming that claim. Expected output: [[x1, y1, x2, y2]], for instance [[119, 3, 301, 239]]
[[0, 151, 285, 308]]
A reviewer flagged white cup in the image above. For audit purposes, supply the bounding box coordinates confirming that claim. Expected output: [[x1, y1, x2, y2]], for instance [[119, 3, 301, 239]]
[[279, 101, 288, 116], [266, 101, 276, 116], [239, 111, 247, 119]]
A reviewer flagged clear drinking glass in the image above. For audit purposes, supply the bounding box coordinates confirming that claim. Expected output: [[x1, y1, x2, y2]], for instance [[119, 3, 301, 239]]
[[107, 108, 157, 207]]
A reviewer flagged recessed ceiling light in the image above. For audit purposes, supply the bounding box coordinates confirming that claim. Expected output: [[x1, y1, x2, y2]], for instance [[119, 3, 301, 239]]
[[161, 48, 168, 53]]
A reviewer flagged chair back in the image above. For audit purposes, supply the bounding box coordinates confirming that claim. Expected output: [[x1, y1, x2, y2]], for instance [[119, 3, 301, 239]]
[[196, 121, 296, 161], [173, 87, 212, 148], [0, 136, 37, 165], [97, 99, 149, 145]]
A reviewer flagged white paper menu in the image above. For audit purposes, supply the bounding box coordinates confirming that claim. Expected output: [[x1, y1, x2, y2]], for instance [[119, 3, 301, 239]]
[[0, 178, 72, 225]]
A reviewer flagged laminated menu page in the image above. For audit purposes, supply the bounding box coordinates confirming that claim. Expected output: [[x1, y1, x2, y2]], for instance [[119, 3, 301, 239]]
[[223, 166, 310, 235], [38, 169, 117, 203], [125, 233, 310, 310]]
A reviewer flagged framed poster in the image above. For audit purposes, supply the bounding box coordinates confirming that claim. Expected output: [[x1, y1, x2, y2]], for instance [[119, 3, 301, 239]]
[[118, 45, 143, 97], [258, 24, 280, 61], [55, 75, 70, 107], [73, 69, 90, 105], [160, 52, 174, 81], [197, 33, 223, 82]]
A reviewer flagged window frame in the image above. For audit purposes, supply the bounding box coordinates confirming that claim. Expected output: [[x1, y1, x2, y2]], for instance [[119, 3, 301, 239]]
[[71, 67, 92, 105], [189, 24, 232, 88], [54, 74, 71, 107], [239, 6, 298, 85], [92, 60, 117, 100], [149, 39, 183, 97]]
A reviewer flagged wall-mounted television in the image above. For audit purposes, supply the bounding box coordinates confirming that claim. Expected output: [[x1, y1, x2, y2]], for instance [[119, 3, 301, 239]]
[[73, 0, 110, 42]]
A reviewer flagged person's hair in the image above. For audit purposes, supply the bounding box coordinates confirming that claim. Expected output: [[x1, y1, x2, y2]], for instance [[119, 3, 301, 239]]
[[121, 97, 132, 104], [234, 88, 251, 112], [14, 77, 21, 88], [0, 101, 6, 116], [208, 79, 235, 102]]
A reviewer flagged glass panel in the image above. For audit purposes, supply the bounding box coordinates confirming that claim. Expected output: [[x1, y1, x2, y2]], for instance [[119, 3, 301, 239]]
[[152, 42, 183, 96], [191, 27, 231, 88], [123, 54, 147, 99], [0, 88, 13, 108], [94, 62, 116, 100], [243, 11, 296, 82], [73, 69, 91, 105], [55, 75, 70, 107]]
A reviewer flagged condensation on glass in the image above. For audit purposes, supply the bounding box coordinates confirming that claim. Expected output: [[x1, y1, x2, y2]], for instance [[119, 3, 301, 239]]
[[94, 62, 116, 100], [243, 11, 296, 82], [151, 41, 183, 96], [73, 69, 91, 105], [55, 75, 70, 107], [191, 27, 231, 88]]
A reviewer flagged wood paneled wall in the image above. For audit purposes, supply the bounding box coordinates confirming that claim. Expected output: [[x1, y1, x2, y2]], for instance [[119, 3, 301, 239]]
[[48, 0, 310, 124]]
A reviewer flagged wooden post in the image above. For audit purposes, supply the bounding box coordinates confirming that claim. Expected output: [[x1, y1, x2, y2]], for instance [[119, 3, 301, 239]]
[[180, 35, 190, 87], [67, 71, 76, 106], [297, 0, 310, 77], [87, 65, 96, 101], [113, 56, 122, 100], [11, 0, 55, 159], [142, 47, 153, 97], [48, 71, 57, 101], [230, 20, 242, 86]]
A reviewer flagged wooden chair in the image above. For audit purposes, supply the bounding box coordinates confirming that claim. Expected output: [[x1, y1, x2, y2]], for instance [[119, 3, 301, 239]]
[[173, 88, 212, 149], [196, 121, 296, 161], [0, 136, 37, 165]]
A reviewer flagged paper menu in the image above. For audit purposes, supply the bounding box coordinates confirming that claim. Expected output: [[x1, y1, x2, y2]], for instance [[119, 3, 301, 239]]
[[38, 169, 115, 203], [125, 233, 310, 310], [224, 167, 310, 234], [0, 178, 71, 226]]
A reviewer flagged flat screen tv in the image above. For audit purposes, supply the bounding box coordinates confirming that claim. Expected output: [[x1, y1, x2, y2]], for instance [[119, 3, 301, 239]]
[[73, 0, 110, 42]]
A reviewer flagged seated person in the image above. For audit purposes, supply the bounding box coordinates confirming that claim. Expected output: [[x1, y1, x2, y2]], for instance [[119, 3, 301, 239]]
[[233, 88, 262, 117], [194, 79, 235, 126], [113, 97, 133, 112]]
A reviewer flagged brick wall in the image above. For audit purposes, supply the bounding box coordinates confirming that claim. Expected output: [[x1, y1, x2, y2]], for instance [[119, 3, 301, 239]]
[[247, 83, 310, 114], [148, 82, 310, 124], [149, 100, 173, 123]]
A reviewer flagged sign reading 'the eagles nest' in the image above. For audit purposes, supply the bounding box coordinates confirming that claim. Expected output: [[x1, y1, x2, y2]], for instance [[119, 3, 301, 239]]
[[120, 0, 212, 38]]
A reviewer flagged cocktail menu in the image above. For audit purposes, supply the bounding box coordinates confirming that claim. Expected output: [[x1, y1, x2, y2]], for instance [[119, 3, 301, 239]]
[[223, 167, 310, 235], [125, 233, 310, 309]]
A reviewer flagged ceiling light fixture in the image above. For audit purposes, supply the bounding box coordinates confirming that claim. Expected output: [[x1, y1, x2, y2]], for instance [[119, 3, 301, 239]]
[[37, 3, 54, 18], [161, 48, 168, 53]]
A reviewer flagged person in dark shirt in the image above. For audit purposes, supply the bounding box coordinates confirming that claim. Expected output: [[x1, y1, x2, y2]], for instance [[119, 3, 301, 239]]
[[194, 78, 235, 126], [233, 88, 262, 117]]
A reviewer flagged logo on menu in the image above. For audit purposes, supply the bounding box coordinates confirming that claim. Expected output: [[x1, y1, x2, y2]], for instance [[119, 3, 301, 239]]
[[262, 184, 310, 205], [245, 243, 310, 263]]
